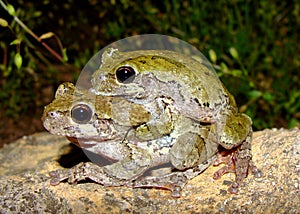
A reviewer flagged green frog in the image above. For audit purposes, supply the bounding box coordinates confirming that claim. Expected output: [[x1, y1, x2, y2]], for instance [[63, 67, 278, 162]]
[[43, 82, 219, 197], [42, 47, 261, 196], [90, 48, 261, 193]]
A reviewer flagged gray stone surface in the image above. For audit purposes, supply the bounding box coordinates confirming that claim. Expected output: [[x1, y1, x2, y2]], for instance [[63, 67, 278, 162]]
[[0, 129, 299, 213]]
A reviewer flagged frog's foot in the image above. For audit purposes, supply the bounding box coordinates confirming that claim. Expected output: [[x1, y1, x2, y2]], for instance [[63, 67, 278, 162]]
[[130, 172, 189, 198], [212, 153, 234, 178], [49, 163, 85, 186], [212, 148, 262, 194], [49, 168, 73, 185], [49, 162, 97, 185], [49, 162, 127, 186]]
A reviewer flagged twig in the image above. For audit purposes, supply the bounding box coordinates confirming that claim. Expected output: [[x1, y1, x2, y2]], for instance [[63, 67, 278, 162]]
[[0, 0, 64, 62]]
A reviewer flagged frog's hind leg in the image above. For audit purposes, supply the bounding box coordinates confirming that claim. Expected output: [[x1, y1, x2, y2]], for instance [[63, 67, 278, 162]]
[[130, 171, 189, 198], [212, 139, 262, 193], [130, 156, 216, 198]]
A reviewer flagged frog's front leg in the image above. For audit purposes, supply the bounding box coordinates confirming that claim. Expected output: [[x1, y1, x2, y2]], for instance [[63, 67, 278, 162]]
[[49, 144, 152, 187], [49, 162, 128, 186], [134, 97, 175, 141], [211, 113, 262, 193]]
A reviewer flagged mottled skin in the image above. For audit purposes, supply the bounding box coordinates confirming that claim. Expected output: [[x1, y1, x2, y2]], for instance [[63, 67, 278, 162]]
[[42, 82, 150, 144], [90, 49, 261, 193], [42, 46, 262, 196], [92, 49, 231, 122], [43, 83, 221, 197], [91, 49, 253, 148]]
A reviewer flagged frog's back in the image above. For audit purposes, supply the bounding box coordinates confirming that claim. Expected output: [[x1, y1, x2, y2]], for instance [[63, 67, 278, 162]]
[[131, 50, 234, 115], [152, 50, 230, 106], [94, 49, 235, 121]]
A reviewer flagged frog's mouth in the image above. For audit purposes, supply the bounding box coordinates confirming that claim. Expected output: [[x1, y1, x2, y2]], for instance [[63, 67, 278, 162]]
[[66, 136, 115, 148]]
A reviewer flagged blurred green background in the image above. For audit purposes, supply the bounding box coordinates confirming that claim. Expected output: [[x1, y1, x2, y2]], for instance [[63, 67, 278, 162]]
[[0, 0, 299, 144]]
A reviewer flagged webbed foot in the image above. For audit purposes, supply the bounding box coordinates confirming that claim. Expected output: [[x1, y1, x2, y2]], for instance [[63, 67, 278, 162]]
[[212, 146, 262, 193], [49, 162, 95, 185]]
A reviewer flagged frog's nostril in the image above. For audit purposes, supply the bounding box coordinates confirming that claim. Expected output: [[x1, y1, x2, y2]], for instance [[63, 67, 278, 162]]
[[48, 112, 56, 117]]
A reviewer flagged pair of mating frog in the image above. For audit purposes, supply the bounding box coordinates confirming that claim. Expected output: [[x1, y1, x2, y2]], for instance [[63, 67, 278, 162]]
[[42, 49, 261, 197]]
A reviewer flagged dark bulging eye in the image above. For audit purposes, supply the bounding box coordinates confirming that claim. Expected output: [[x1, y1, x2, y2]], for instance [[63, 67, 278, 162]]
[[71, 104, 93, 124], [115, 66, 135, 83]]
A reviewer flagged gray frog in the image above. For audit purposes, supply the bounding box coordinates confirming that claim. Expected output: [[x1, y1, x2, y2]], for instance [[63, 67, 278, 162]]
[[90, 49, 262, 193], [43, 82, 221, 197]]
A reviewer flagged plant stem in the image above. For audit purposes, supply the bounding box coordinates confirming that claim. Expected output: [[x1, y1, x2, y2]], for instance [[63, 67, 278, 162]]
[[0, 0, 64, 62]]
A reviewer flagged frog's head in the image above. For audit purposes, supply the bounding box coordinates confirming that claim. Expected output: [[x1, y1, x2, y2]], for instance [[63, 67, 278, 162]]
[[91, 49, 186, 99], [42, 82, 151, 147], [42, 83, 122, 145]]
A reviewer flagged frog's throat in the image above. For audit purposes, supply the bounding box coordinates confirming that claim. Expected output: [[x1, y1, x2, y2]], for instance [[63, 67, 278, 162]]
[[66, 136, 115, 148]]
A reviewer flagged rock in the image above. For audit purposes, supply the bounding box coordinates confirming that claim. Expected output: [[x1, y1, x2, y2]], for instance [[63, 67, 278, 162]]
[[0, 129, 299, 213]]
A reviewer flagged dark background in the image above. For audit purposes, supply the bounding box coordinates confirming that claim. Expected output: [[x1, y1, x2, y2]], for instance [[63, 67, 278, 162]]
[[0, 0, 299, 147]]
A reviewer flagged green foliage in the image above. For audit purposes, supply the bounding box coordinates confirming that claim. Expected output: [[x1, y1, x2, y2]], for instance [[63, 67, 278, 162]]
[[0, 0, 299, 129], [0, 1, 67, 118]]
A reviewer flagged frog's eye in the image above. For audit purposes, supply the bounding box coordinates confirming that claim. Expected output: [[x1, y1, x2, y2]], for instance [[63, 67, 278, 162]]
[[115, 66, 135, 83], [71, 104, 93, 124]]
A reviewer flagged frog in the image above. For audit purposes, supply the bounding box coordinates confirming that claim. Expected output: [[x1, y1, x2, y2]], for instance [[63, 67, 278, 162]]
[[43, 82, 220, 197], [90, 48, 262, 193], [42, 82, 151, 145]]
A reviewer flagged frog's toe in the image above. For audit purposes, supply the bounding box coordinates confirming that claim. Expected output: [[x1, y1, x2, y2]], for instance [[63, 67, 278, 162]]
[[250, 164, 263, 178], [212, 153, 232, 166], [228, 182, 239, 194], [50, 176, 61, 186], [132, 179, 184, 198], [49, 170, 63, 185], [170, 186, 183, 198], [49, 169, 71, 185], [212, 158, 234, 180], [213, 166, 234, 180]]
